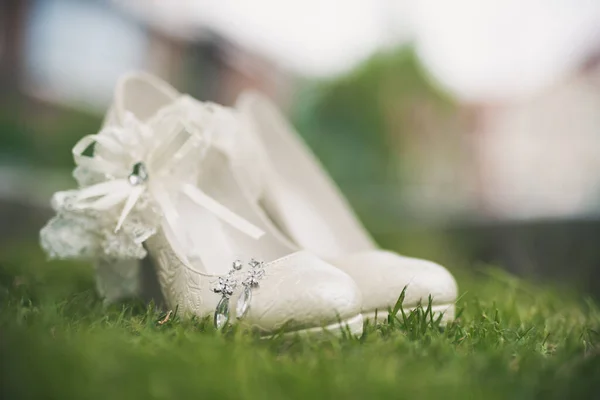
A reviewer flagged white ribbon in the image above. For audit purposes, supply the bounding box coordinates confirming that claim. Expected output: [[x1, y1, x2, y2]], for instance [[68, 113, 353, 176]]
[[70, 111, 265, 245]]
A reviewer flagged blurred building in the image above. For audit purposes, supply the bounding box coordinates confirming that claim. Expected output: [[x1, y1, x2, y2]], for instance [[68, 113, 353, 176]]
[[469, 58, 600, 220], [409, 0, 600, 222], [0, 0, 290, 113]]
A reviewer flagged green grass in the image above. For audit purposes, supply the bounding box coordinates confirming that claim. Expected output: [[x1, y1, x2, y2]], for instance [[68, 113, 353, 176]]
[[1, 242, 599, 399]]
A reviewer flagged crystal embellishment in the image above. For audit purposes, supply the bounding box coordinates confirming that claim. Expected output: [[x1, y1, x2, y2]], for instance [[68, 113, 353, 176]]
[[128, 162, 149, 186], [232, 259, 243, 270], [236, 286, 252, 318], [214, 297, 230, 330], [211, 261, 240, 329], [212, 259, 267, 328], [212, 275, 237, 297], [236, 259, 266, 319]]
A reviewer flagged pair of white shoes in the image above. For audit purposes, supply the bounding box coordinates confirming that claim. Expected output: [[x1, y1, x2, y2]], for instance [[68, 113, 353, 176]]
[[41, 73, 457, 336]]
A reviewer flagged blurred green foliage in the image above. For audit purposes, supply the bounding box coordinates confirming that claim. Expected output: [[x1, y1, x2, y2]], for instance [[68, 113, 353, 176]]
[[296, 48, 429, 183], [292, 47, 457, 229], [0, 97, 101, 168]]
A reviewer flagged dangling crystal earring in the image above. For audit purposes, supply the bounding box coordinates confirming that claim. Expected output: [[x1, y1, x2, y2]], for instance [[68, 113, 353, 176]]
[[211, 260, 242, 329], [212, 259, 266, 329], [236, 259, 265, 319]]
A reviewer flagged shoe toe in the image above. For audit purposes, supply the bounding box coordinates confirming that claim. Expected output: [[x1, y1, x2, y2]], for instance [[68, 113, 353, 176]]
[[333, 250, 458, 314], [237, 251, 363, 333]]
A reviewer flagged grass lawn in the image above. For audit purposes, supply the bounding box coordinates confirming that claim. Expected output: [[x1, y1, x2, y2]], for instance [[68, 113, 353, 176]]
[[1, 241, 599, 399]]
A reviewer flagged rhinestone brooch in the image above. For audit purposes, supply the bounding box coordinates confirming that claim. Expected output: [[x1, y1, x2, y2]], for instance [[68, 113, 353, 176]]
[[128, 161, 149, 186]]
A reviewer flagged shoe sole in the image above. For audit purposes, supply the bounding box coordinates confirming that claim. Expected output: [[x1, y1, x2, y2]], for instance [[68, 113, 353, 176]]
[[276, 314, 364, 338], [362, 303, 455, 326]]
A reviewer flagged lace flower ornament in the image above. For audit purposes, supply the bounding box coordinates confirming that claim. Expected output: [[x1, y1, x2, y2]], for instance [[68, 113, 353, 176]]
[[41, 102, 263, 262], [40, 109, 203, 259]]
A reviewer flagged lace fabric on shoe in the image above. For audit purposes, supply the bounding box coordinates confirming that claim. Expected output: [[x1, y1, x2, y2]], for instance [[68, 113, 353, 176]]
[[41, 190, 155, 260], [40, 113, 163, 261], [40, 97, 264, 271]]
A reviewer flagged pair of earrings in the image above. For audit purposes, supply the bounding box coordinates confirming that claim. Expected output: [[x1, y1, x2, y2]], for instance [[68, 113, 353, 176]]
[[212, 259, 266, 329]]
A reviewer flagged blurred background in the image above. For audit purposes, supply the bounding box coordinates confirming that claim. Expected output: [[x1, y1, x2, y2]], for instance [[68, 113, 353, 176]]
[[2, 0, 600, 298]]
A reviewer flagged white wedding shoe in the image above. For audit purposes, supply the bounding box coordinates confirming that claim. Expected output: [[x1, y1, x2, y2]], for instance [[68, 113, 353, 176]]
[[40, 73, 364, 336], [236, 92, 458, 324]]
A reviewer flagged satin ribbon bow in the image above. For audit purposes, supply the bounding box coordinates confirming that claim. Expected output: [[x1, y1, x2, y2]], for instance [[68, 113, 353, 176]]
[[69, 109, 264, 249]]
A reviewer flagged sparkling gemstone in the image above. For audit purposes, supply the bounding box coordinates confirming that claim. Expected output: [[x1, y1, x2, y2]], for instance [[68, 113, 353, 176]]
[[214, 297, 230, 329], [128, 162, 149, 186], [249, 259, 260, 268], [236, 285, 252, 319], [232, 260, 243, 270]]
